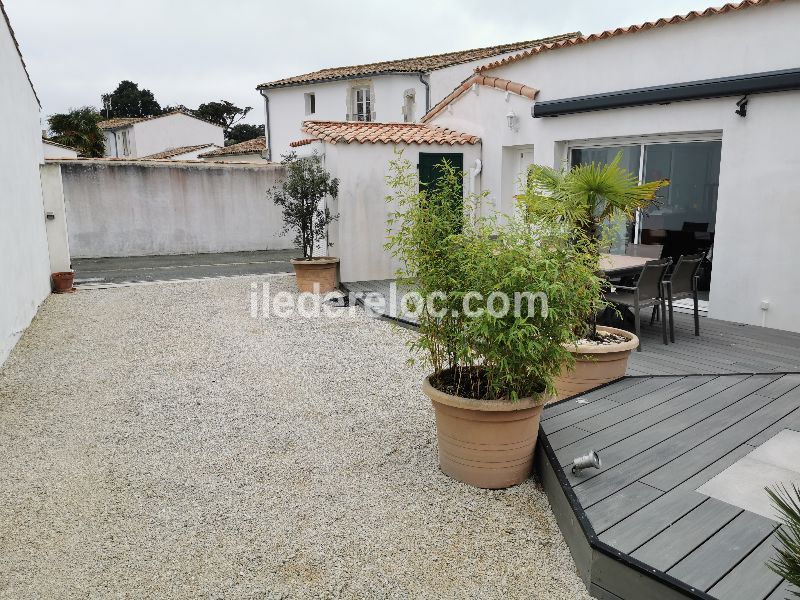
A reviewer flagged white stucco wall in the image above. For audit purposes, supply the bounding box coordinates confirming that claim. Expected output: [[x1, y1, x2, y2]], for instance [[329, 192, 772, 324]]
[[42, 140, 78, 159], [428, 1, 800, 332], [40, 163, 72, 273], [58, 160, 293, 257], [201, 152, 267, 163], [324, 142, 481, 282], [0, 12, 51, 365]]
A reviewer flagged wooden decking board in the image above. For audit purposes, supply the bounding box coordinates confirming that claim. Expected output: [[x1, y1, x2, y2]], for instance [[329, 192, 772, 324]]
[[566, 375, 778, 494], [572, 382, 778, 506], [540, 399, 622, 434], [540, 378, 650, 421], [551, 375, 747, 465], [673, 443, 753, 492], [764, 580, 793, 599], [584, 481, 663, 534], [640, 391, 800, 491], [632, 337, 787, 373], [757, 374, 800, 399], [598, 376, 685, 405], [745, 407, 800, 447], [546, 424, 596, 451], [630, 498, 742, 572], [707, 532, 784, 600], [598, 490, 708, 554], [666, 511, 776, 592]]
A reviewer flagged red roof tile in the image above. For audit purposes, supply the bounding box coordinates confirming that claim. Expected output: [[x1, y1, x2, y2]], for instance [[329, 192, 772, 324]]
[[477, 0, 777, 73], [198, 136, 266, 158], [288, 138, 320, 148], [301, 121, 479, 146], [256, 33, 577, 90], [98, 110, 222, 131], [421, 74, 538, 123]]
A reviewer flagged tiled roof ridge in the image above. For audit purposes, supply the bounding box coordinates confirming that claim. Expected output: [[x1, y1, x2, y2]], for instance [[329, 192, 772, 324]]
[[476, 0, 778, 73], [198, 136, 266, 157], [256, 32, 579, 90], [139, 143, 218, 160], [288, 138, 319, 148], [42, 137, 80, 153], [300, 121, 480, 146], [421, 74, 539, 123], [98, 109, 222, 130]]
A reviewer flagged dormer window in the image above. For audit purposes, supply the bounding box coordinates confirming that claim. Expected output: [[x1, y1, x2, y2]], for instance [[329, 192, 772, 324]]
[[348, 84, 374, 121]]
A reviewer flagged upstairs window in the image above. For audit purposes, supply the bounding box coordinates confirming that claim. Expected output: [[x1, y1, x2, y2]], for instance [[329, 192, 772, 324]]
[[350, 85, 373, 121], [304, 93, 316, 115]]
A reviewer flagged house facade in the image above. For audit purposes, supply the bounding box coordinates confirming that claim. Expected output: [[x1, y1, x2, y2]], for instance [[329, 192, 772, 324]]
[[255, 34, 574, 161], [42, 138, 79, 159], [99, 110, 224, 159]]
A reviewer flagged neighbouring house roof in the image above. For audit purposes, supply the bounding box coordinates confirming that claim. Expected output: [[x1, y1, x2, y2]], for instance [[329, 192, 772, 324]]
[[288, 138, 320, 148], [299, 121, 479, 146], [477, 0, 777, 73], [42, 138, 80, 153], [421, 74, 539, 123], [139, 143, 219, 160], [1, 0, 40, 105], [198, 136, 266, 158], [98, 110, 222, 131], [256, 33, 578, 90]]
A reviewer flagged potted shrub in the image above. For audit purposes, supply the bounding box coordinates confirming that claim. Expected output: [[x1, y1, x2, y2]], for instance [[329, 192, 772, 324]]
[[268, 151, 340, 293], [521, 152, 668, 399], [386, 153, 601, 489]]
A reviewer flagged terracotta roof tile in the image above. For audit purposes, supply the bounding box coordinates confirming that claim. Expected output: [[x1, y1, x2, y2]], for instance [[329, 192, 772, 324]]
[[42, 138, 80, 153], [198, 136, 266, 157], [256, 33, 577, 90], [139, 143, 219, 160], [477, 0, 777, 73], [289, 138, 320, 148], [421, 74, 538, 123], [98, 110, 222, 130], [300, 121, 479, 146]]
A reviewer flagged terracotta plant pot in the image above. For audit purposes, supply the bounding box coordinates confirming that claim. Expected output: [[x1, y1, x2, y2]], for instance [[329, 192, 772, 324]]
[[291, 257, 339, 294], [51, 271, 75, 294], [553, 325, 639, 401], [422, 375, 547, 489]]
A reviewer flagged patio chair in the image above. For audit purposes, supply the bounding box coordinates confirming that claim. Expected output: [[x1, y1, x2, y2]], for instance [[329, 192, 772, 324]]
[[663, 252, 705, 342], [604, 258, 672, 350]]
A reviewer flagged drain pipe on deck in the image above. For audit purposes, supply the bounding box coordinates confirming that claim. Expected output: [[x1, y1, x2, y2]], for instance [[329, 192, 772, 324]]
[[259, 89, 273, 161]]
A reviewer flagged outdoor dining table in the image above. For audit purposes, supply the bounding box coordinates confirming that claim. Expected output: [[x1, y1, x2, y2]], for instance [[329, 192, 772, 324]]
[[599, 253, 650, 278]]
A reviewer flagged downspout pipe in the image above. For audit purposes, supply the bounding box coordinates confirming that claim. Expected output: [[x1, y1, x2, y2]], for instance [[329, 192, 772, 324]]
[[259, 89, 272, 161], [418, 72, 431, 113]]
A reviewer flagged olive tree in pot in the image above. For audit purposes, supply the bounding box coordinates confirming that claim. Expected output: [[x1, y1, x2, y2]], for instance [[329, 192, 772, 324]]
[[521, 152, 668, 399], [268, 151, 340, 293], [386, 153, 602, 489]]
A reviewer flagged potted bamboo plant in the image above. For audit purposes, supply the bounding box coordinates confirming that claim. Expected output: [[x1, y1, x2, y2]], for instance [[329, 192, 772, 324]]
[[386, 152, 601, 489], [521, 152, 668, 399], [268, 151, 340, 293]]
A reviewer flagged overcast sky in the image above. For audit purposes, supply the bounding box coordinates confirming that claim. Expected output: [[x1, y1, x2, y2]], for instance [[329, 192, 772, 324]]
[[7, 0, 717, 126]]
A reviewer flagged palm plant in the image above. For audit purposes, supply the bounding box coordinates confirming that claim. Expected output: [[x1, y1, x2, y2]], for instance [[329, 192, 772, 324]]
[[47, 107, 105, 157], [767, 484, 800, 597], [521, 151, 668, 337]]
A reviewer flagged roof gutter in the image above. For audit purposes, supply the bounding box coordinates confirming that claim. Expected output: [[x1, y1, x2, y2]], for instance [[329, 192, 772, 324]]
[[259, 89, 272, 161], [257, 70, 425, 91]]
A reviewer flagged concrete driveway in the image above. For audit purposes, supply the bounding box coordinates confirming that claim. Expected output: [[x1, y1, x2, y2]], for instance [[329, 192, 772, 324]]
[[73, 249, 299, 286]]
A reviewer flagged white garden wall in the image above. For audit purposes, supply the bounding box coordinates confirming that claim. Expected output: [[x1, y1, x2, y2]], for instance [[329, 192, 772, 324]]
[[56, 159, 293, 258], [0, 9, 51, 365]]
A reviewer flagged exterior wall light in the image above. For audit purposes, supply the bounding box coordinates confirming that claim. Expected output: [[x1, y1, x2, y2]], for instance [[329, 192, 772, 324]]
[[506, 110, 518, 129]]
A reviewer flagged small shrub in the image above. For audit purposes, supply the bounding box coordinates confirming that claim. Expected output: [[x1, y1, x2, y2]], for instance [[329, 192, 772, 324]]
[[385, 150, 602, 400], [268, 152, 339, 259], [767, 484, 800, 597]]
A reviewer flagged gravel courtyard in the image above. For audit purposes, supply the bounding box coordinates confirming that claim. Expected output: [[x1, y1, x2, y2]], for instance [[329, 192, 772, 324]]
[[0, 275, 589, 599]]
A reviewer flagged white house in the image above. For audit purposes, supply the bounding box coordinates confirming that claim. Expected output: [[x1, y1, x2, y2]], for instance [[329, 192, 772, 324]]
[[42, 138, 79, 159], [198, 136, 268, 162], [0, 1, 51, 365], [98, 110, 224, 159], [413, 0, 800, 333], [288, 121, 481, 282], [255, 33, 575, 161], [139, 143, 221, 160]]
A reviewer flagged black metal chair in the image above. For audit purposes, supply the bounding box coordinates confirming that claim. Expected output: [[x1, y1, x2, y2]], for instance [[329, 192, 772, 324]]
[[604, 258, 672, 351], [662, 252, 705, 342]]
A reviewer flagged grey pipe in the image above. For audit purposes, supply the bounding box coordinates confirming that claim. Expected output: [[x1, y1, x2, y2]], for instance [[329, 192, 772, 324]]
[[259, 89, 272, 161], [418, 72, 431, 113]]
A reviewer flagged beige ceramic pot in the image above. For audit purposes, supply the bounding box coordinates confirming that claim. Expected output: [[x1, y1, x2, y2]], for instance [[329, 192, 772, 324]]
[[553, 325, 639, 401], [291, 257, 339, 294], [422, 375, 547, 489]]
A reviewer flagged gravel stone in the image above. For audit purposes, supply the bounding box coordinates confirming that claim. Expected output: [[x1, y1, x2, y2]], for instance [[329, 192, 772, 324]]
[[0, 275, 591, 599]]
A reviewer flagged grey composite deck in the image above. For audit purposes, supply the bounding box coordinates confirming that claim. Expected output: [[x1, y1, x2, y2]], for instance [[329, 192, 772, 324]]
[[341, 279, 800, 376], [538, 374, 800, 600]]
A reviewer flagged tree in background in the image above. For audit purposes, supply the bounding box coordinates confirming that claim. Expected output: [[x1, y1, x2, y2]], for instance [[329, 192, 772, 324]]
[[101, 80, 161, 118], [191, 100, 251, 138], [226, 123, 264, 146], [47, 107, 105, 157]]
